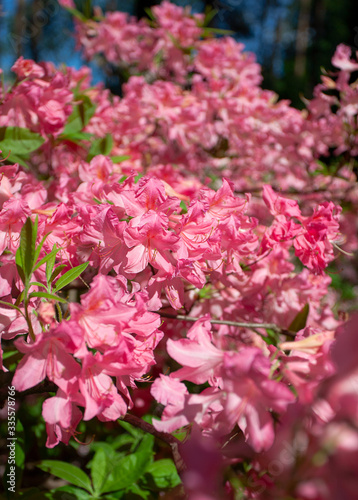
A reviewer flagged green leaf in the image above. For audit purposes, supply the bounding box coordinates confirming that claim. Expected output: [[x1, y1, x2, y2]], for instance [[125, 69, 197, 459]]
[[111, 434, 136, 450], [171, 430, 187, 442], [0, 300, 24, 315], [6, 152, 29, 168], [135, 434, 154, 456], [134, 174, 144, 184], [15, 247, 26, 284], [87, 134, 113, 161], [46, 244, 57, 284], [263, 328, 280, 346], [15, 289, 25, 307], [53, 262, 89, 292], [49, 264, 67, 284], [118, 420, 144, 438], [288, 304, 310, 333], [19, 217, 37, 280], [101, 492, 125, 500], [63, 96, 96, 135], [50, 485, 93, 499], [101, 452, 151, 494], [29, 292, 67, 304], [140, 459, 181, 491], [2, 350, 18, 360], [202, 7, 218, 27], [33, 216, 38, 244], [141, 415, 153, 425], [36, 460, 93, 493], [33, 232, 51, 264], [202, 26, 235, 36], [33, 246, 59, 272], [125, 484, 152, 499], [29, 281, 48, 289], [0, 127, 45, 156], [91, 448, 109, 495], [179, 200, 188, 214], [111, 155, 130, 164], [60, 132, 93, 143], [144, 7, 156, 21], [90, 441, 124, 460]]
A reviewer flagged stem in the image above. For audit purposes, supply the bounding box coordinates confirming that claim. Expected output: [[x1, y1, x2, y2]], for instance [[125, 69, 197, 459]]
[[24, 296, 35, 342], [55, 302, 63, 322], [160, 313, 296, 338], [121, 414, 186, 475], [234, 186, 355, 198], [0, 372, 57, 408]]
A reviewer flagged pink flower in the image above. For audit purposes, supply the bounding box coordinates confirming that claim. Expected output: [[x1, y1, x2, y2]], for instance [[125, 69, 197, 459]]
[[166, 316, 224, 385], [0, 199, 31, 254], [195, 37, 261, 87], [11, 56, 45, 79], [12, 322, 83, 393], [221, 348, 295, 452], [151, 373, 188, 406], [70, 274, 160, 350], [120, 177, 180, 218], [280, 327, 336, 404], [294, 202, 341, 273], [262, 185, 301, 218], [78, 352, 128, 421], [123, 211, 179, 274], [151, 375, 222, 434], [200, 179, 250, 220], [331, 44, 358, 72], [42, 388, 83, 448]]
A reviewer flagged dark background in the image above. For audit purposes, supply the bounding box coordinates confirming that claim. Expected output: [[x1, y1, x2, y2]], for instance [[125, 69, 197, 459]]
[[1, 0, 358, 106]]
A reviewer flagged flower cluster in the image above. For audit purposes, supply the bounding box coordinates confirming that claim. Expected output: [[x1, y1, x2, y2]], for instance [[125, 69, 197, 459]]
[[12, 275, 161, 447], [0, 163, 342, 452]]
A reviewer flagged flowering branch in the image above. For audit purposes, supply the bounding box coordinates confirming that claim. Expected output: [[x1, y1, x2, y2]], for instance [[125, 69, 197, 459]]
[[160, 313, 297, 338]]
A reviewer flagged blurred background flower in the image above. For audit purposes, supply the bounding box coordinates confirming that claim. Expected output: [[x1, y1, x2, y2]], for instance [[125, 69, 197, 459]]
[[1, 0, 358, 106]]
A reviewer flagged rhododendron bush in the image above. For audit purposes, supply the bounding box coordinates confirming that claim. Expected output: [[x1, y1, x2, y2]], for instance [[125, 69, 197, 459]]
[[0, 1, 357, 499]]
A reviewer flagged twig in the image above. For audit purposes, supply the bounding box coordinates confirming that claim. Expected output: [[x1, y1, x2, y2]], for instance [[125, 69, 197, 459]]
[[160, 313, 296, 338], [0, 372, 57, 408], [122, 413, 186, 474], [234, 186, 354, 197]]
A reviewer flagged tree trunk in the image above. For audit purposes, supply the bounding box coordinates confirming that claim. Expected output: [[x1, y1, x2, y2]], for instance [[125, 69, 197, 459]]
[[294, 0, 312, 77]]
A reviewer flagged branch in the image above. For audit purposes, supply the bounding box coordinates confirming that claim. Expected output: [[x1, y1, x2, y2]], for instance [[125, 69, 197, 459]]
[[121, 413, 186, 475], [0, 371, 57, 408], [0, 373, 187, 474], [160, 313, 296, 338], [234, 186, 355, 198]]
